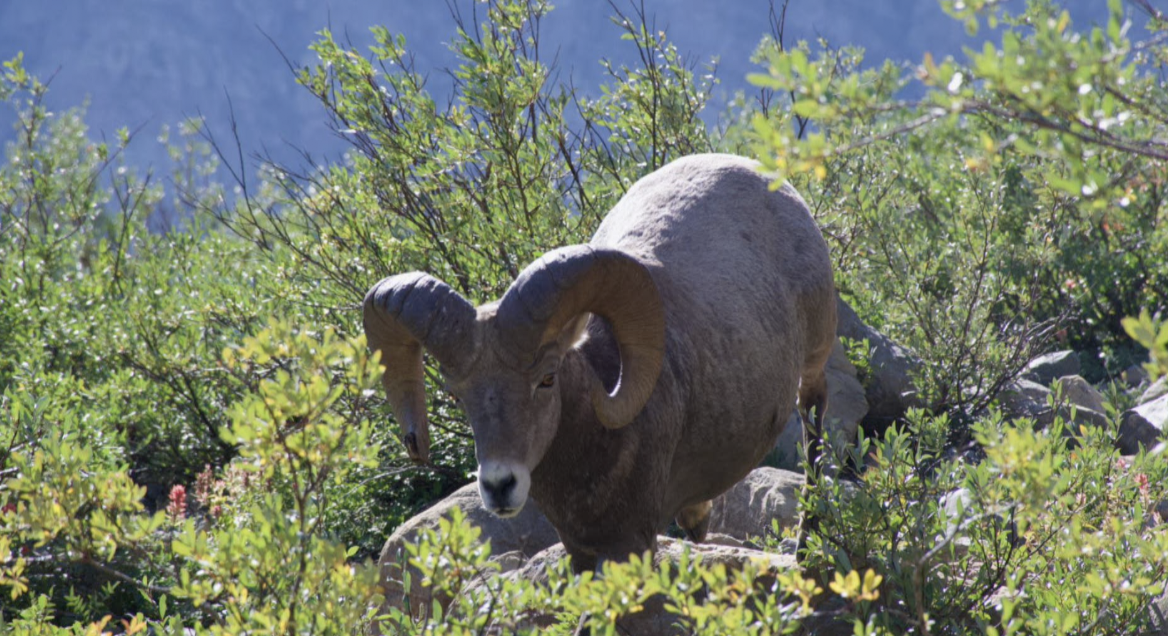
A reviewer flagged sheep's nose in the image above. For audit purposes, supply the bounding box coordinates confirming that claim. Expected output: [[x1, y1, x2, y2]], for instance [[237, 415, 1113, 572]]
[[481, 473, 517, 502], [477, 462, 529, 517]]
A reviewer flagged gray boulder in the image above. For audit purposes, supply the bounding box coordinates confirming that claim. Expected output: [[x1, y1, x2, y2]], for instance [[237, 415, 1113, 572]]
[[770, 410, 807, 471], [510, 538, 796, 585], [822, 340, 872, 440], [772, 340, 870, 471], [1022, 350, 1081, 386], [1142, 376, 1168, 404], [707, 467, 804, 544], [1146, 586, 1168, 636], [998, 377, 1108, 432], [1053, 375, 1107, 414], [1118, 393, 1168, 455], [707, 467, 859, 553], [998, 378, 1057, 425], [835, 297, 922, 428], [375, 481, 560, 623], [1123, 364, 1150, 389], [375, 468, 865, 634], [376, 468, 811, 626], [504, 539, 857, 636]]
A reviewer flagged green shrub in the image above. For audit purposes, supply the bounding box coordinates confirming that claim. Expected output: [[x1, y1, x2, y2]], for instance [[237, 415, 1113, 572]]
[[749, 0, 1168, 411], [1125, 310, 1168, 381], [801, 407, 1168, 635], [3, 0, 1168, 633]]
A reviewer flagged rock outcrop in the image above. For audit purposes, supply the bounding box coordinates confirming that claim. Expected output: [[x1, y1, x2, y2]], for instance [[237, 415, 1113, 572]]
[[374, 469, 814, 635], [1119, 392, 1168, 455], [998, 375, 1108, 433], [376, 481, 560, 622], [772, 340, 870, 471], [1052, 375, 1107, 413], [466, 539, 800, 635], [835, 297, 922, 429], [1022, 350, 1081, 385], [707, 467, 804, 544], [1142, 376, 1168, 404]]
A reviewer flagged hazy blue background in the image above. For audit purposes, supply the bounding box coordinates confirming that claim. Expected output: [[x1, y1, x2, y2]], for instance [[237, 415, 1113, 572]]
[[0, 1, 1131, 173]]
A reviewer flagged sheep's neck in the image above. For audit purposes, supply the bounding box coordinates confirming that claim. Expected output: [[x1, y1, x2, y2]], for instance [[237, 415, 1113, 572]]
[[530, 322, 629, 502]]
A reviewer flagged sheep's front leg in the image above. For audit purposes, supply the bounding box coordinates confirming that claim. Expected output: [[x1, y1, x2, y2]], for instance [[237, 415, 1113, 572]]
[[675, 500, 713, 543], [564, 531, 658, 575]]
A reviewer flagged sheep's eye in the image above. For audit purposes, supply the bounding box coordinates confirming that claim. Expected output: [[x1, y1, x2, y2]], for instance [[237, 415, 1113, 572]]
[[538, 373, 556, 388]]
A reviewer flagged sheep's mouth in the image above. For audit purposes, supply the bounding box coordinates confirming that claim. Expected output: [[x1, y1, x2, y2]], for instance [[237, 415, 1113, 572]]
[[491, 506, 522, 518]]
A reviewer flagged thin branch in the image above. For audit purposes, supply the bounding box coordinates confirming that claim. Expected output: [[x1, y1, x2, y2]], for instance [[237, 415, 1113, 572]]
[[80, 553, 173, 596]]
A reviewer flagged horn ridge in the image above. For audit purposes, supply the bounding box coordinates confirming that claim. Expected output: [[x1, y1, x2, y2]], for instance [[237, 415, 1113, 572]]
[[363, 272, 476, 464], [498, 246, 666, 429]]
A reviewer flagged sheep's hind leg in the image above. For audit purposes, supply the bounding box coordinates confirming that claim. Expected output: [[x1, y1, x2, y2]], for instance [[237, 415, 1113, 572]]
[[675, 500, 713, 542], [796, 369, 829, 560]]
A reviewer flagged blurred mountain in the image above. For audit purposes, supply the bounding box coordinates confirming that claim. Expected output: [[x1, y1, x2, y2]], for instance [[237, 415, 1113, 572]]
[[0, 0, 1130, 173]]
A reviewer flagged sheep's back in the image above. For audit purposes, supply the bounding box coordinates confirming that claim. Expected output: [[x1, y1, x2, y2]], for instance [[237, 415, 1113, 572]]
[[591, 153, 835, 512]]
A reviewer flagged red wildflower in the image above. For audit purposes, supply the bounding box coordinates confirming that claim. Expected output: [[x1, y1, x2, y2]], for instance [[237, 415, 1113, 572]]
[[167, 485, 188, 521], [1136, 473, 1151, 500], [194, 464, 215, 505]]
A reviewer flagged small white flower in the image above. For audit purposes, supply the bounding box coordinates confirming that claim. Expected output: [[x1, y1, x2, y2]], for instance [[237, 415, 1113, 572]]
[[948, 72, 964, 93]]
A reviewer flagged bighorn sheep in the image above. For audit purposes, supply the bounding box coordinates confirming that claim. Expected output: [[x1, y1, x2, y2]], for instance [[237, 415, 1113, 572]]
[[364, 153, 836, 571]]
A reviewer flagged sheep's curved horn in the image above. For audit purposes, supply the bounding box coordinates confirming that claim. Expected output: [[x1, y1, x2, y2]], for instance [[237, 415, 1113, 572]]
[[363, 273, 476, 464], [498, 246, 665, 429]]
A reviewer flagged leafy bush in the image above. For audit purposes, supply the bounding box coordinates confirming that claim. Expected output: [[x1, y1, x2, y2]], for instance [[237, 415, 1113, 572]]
[[801, 408, 1168, 635], [745, 0, 1168, 630], [750, 0, 1168, 390], [1125, 310, 1168, 381], [2, 0, 1168, 633]]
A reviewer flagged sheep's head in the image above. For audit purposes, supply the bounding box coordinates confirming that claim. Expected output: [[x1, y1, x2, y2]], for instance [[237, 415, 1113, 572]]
[[363, 246, 665, 517]]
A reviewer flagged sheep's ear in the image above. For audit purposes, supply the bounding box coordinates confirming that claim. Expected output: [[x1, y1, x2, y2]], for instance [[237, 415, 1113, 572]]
[[558, 313, 592, 351]]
